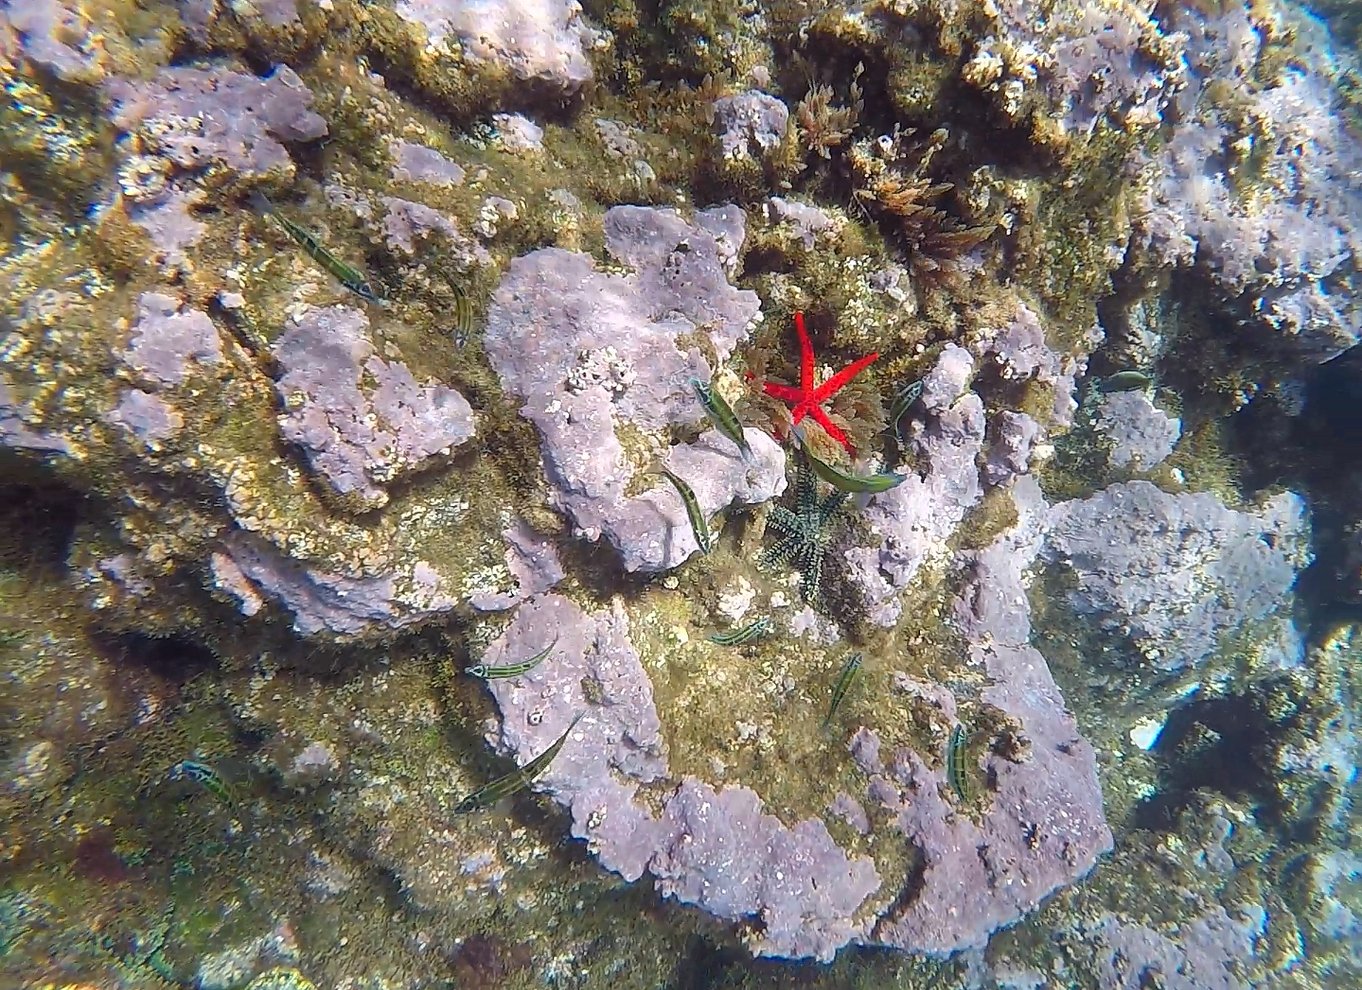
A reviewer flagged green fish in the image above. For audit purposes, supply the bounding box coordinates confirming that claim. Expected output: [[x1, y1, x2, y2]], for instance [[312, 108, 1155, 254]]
[[947, 724, 972, 802], [1099, 370, 1153, 393], [823, 652, 863, 728], [250, 191, 382, 304], [887, 377, 924, 445], [792, 427, 906, 494], [659, 467, 714, 554], [167, 760, 233, 806], [691, 378, 754, 463], [466, 637, 559, 679], [708, 615, 773, 646], [453, 712, 585, 814]]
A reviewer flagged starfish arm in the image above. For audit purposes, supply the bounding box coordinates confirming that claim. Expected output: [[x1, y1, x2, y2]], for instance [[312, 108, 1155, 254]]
[[808, 351, 879, 406], [758, 535, 802, 569], [761, 381, 805, 403], [765, 506, 799, 536], [794, 311, 815, 394], [808, 406, 854, 452]]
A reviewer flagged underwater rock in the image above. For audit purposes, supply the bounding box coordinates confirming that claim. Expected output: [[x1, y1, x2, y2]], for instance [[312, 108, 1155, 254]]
[[126, 187, 209, 269], [768, 196, 839, 250], [859, 475, 1112, 956], [984, 410, 1041, 486], [106, 63, 327, 182], [1090, 907, 1264, 990], [121, 291, 223, 388], [845, 347, 986, 626], [1091, 390, 1180, 470], [212, 530, 458, 637], [1042, 481, 1310, 676], [389, 140, 466, 186], [272, 305, 476, 512], [0, 377, 69, 454], [978, 302, 1094, 429], [380, 196, 487, 264], [467, 520, 564, 611], [484, 205, 767, 570], [711, 90, 789, 161], [478, 593, 880, 962], [650, 778, 880, 962], [2, 0, 104, 81], [393, 0, 596, 96], [1133, 3, 1362, 360], [106, 388, 183, 446]]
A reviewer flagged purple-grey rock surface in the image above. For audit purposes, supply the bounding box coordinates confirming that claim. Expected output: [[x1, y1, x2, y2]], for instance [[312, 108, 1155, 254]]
[[272, 305, 476, 511], [1091, 906, 1265, 990], [1, 377, 69, 454], [844, 345, 985, 626], [1134, 3, 1362, 360], [1092, 390, 1181, 470], [1042, 480, 1310, 675], [3, 0, 101, 80], [107, 64, 327, 180], [478, 593, 882, 962], [380, 196, 486, 263], [484, 205, 776, 570], [393, 0, 596, 95], [984, 410, 1041, 485], [712, 90, 790, 160], [106, 388, 183, 444], [976, 302, 1093, 429], [121, 292, 223, 388], [389, 140, 466, 186], [211, 530, 458, 637], [467, 520, 565, 611], [856, 475, 1112, 955]]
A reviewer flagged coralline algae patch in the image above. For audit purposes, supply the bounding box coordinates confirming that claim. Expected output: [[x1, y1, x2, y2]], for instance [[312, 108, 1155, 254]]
[[2, 0, 1360, 987]]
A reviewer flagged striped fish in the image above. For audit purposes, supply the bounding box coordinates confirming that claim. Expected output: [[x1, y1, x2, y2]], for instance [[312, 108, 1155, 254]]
[[167, 760, 233, 806], [822, 652, 863, 728], [691, 378, 754, 463], [793, 427, 905, 494], [708, 615, 773, 646], [466, 636, 558, 679], [947, 724, 972, 802], [659, 467, 714, 554], [453, 713, 585, 814], [250, 191, 382, 304]]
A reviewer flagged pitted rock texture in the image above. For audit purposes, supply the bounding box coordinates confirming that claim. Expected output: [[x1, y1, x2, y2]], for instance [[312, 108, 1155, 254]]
[[484, 205, 773, 571]]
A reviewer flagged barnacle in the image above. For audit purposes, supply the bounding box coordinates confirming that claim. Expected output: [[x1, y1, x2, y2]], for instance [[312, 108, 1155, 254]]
[[848, 130, 995, 289]]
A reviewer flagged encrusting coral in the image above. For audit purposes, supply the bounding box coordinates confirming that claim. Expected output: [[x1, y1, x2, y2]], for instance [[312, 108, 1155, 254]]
[[1, 0, 1359, 987]]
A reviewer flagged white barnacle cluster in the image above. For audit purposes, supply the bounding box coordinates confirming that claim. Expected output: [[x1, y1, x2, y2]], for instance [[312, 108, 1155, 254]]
[[116, 154, 171, 201], [564, 346, 636, 396]]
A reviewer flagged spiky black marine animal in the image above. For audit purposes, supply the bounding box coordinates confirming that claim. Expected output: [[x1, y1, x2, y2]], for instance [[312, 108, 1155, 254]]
[[758, 450, 849, 605]]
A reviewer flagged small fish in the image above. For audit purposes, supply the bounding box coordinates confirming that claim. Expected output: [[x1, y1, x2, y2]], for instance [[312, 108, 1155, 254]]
[[708, 615, 773, 646], [887, 377, 924, 445], [466, 637, 558, 679], [250, 191, 382, 304], [453, 712, 585, 814], [167, 760, 233, 805], [659, 467, 714, 554], [451, 284, 476, 343], [691, 378, 754, 463], [1099, 370, 1153, 393], [792, 427, 906, 494], [947, 724, 972, 802], [823, 652, 863, 728]]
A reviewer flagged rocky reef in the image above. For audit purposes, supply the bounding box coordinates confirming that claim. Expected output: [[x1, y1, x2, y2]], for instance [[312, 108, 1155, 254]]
[[1, 1, 1359, 988]]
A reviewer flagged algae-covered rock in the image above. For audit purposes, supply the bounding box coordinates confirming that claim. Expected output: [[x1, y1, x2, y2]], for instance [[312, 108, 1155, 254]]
[[484, 203, 771, 570]]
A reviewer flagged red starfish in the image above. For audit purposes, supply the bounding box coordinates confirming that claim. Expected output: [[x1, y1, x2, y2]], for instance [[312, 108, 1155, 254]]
[[759, 311, 878, 454]]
